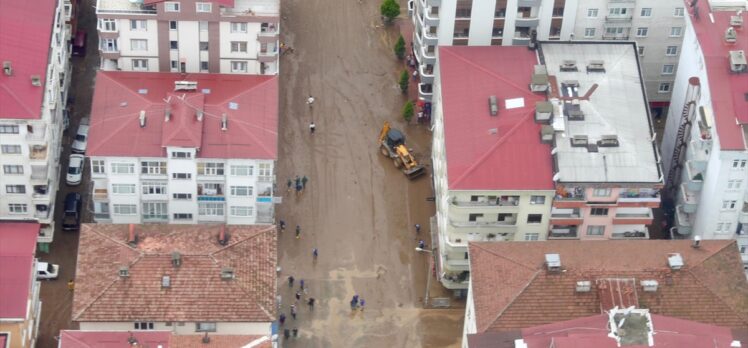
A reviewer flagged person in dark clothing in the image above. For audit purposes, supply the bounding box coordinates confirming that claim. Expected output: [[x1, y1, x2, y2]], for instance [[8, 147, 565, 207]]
[[288, 276, 295, 287], [284, 329, 290, 339], [307, 297, 315, 309], [279, 313, 286, 325]]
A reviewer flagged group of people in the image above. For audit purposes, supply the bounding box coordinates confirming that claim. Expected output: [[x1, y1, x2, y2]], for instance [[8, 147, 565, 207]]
[[350, 294, 366, 311], [279, 275, 317, 340], [287, 175, 309, 195]]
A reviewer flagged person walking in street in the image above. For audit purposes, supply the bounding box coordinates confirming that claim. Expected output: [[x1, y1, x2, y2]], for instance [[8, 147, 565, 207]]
[[418, 240, 425, 250], [295, 176, 302, 195], [68, 279, 75, 291], [299, 279, 305, 290], [307, 95, 315, 107], [301, 176, 308, 190], [292, 328, 299, 338], [295, 290, 302, 301], [350, 298, 358, 310], [279, 313, 286, 326], [287, 178, 293, 193], [288, 275, 295, 288], [279, 220, 286, 232], [359, 298, 365, 312], [290, 304, 297, 319], [415, 223, 421, 234], [295, 225, 301, 239], [307, 297, 315, 310], [312, 248, 318, 260], [284, 329, 290, 339], [309, 122, 316, 134]]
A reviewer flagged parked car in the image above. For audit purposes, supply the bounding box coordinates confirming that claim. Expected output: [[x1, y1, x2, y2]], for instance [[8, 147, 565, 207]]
[[36, 262, 59, 280], [72, 30, 86, 56], [66, 154, 85, 185], [62, 192, 82, 231], [71, 122, 89, 154]]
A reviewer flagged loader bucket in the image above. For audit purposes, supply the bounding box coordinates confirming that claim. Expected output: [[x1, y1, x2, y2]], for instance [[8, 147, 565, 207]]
[[404, 165, 426, 179]]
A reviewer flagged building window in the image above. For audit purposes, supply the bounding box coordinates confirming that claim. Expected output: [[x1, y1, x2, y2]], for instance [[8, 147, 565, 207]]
[[199, 21, 208, 31], [142, 182, 167, 195], [197, 162, 224, 176], [674, 7, 684, 17], [170, 40, 178, 49], [587, 225, 605, 235], [716, 222, 733, 234], [722, 200, 737, 210], [231, 61, 247, 73], [587, 8, 598, 17], [8, 204, 28, 214], [733, 160, 747, 169], [258, 163, 272, 176], [230, 206, 253, 217], [111, 163, 135, 174], [100, 39, 118, 52], [1, 144, 21, 154], [527, 214, 542, 224], [230, 165, 253, 176], [230, 22, 248, 33], [608, 7, 628, 16], [172, 173, 191, 180], [196, 322, 217, 332], [172, 193, 192, 200], [524, 233, 539, 241], [3, 165, 24, 174], [171, 151, 191, 159], [142, 202, 168, 220], [637, 46, 645, 56], [173, 213, 193, 220], [164, 2, 180, 12], [530, 196, 546, 205], [728, 180, 743, 190], [98, 18, 117, 32], [196, 2, 212, 12], [662, 64, 675, 75], [590, 208, 609, 216], [592, 188, 611, 197], [130, 39, 147, 51], [455, 8, 471, 18], [112, 184, 136, 194], [130, 19, 147, 30], [231, 41, 248, 53], [199, 41, 209, 51], [113, 204, 137, 215], [198, 203, 224, 216], [230, 186, 253, 196], [6, 185, 26, 194], [200, 61, 209, 71], [605, 27, 625, 36], [635, 27, 648, 37], [666, 45, 678, 56], [468, 213, 483, 222], [640, 8, 652, 17], [0, 125, 19, 134], [132, 59, 148, 71], [584, 28, 595, 38], [169, 21, 178, 30], [670, 27, 682, 37], [141, 161, 167, 175], [92, 160, 105, 174], [658, 82, 671, 93], [171, 60, 178, 70], [134, 322, 154, 330]]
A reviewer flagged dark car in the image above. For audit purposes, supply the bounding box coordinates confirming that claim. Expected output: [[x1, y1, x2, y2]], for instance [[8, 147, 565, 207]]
[[62, 192, 82, 231], [72, 30, 86, 56]]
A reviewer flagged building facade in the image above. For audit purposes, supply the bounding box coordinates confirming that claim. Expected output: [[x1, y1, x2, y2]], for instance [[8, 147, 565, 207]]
[[86, 72, 278, 225], [0, 0, 72, 250], [412, 0, 685, 106], [659, 0, 748, 268], [96, 0, 279, 75]]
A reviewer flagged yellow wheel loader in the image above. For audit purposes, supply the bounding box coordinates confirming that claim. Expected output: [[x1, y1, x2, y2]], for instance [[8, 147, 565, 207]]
[[378, 121, 426, 179]]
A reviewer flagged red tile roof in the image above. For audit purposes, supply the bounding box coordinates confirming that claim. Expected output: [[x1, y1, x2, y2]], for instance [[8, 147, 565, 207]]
[[0, 0, 56, 119], [171, 335, 271, 348], [59, 330, 171, 348], [0, 222, 39, 319], [468, 240, 748, 333], [688, 2, 748, 150], [438, 46, 554, 191], [88, 71, 278, 159], [73, 224, 277, 322]]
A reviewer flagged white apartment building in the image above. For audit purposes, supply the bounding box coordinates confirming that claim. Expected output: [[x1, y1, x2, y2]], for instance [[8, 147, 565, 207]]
[[0, 0, 72, 251], [659, 0, 748, 267], [87, 72, 278, 225], [96, 0, 279, 75], [412, 0, 685, 107], [431, 46, 556, 292]]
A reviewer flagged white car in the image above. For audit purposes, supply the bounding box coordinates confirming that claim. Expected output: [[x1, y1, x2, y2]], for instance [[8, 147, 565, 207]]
[[36, 262, 59, 280], [71, 123, 89, 154], [66, 154, 85, 186]]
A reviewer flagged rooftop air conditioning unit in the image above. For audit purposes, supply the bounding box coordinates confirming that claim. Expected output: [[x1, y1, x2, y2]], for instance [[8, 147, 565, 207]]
[[667, 253, 684, 270], [489, 96, 499, 116], [729, 50, 747, 73], [545, 253, 561, 272], [162, 275, 171, 288], [576, 281, 591, 292], [560, 60, 578, 72], [731, 13, 743, 27]]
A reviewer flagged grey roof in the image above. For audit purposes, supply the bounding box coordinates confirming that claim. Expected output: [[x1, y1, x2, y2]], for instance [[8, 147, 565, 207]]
[[540, 42, 661, 184]]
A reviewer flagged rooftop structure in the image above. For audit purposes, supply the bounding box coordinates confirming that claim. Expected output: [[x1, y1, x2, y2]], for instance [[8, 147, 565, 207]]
[[0, 222, 39, 319], [72, 224, 277, 323], [464, 239, 748, 338], [87, 71, 278, 159], [58, 330, 272, 348]]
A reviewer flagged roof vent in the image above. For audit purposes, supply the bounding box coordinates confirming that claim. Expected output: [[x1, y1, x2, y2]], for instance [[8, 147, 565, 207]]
[[729, 50, 747, 73], [172, 251, 182, 267], [597, 135, 620, 147], [201, 88, 211, 94], [731, 340, 742, 348], [560, 60, 578, 72], [221, 113, 228, 131], [540, 125, 554, 143], [31, 75, 41, 86], [162, 275, 171, 288], [228, 102, 239, 110], [138, 88, 148, 95], [202, 332, 211, 343], [2, 61, 11, 76], [530, 65, 549, 92], [196, 110, 204, 121], [667, 253, 684, 270], [731, 13, 743, 27], [641, 280, 658, 292], [119, 266, 130, 278], [488, 96, 499, 116], [570, 135, 588, 147], [535, 101, 553, 123], [576, 280, 591, 292], [127, 224, 138, 247], [221, 267, 235, 280], [165, 108, 171, 122], [139, 110, 146, 128], [217, 225, 230, 246], [692, 235, 701, 248], [587, 143, 599, 152], [545, 253, 561, 272], [586, 60, 605, 73], [174, 81, 197, 91], [726, 27, 738, 43]]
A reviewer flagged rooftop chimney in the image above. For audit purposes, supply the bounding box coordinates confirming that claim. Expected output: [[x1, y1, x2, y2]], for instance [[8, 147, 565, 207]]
[[139, 110, 146, 128], [488, 96, 498, 116], [202, 332, 210, 344], [119, 266, 130, 278], [31, 75, 41, 86], [2, 61, 11, 76], [692, 235, 701, 248], [221, 267, 235, 280], [172, 251, 182, 267], [667, 253, 684, 270], [641, 280, 659, 292], [218, 225, 229, 246], [196, 110, 204, 121], [545, 253, 561, 272], [221, 113, 228, 131], [165, 108, 171, 122], [127, 224, 138, 247]]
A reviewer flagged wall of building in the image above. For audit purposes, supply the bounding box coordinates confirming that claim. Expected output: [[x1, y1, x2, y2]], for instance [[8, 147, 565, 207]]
[[78, 321, 271, 336], [461, 280, 477, 348]]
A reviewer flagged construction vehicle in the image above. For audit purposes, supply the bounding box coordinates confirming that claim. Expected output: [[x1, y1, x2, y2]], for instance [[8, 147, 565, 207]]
[[378, 121, 426, 179]]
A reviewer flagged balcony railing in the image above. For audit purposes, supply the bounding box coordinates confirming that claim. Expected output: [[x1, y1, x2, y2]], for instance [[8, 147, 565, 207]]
[[93, 188, 108, 200], [548, 226, 579, 239], [551, 208, 581, 218], [605, 15, 633, 21], [555, 186, 586, 200], [618, 188, 660, 201], [450, 220, 517, 228], [29, 145, 48, 160], [38, 225, 54, 243], [611, 227, 649, 239], [31, 165, 48, 180], [451, 199, 500, 207]]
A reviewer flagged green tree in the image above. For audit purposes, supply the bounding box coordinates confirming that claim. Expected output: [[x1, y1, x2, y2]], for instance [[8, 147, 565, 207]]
[[399, 70, 409, 94], [402, 101, 415, 123], [380, 0, 400, 23], [394, 35, 406, 59]]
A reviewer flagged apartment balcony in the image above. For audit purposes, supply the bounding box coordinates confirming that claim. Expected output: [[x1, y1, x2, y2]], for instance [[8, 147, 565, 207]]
[[687, 139, 711, 163], [96, 0, 156, 15], [740, 203, 748, 224], [553, 185, 586, 208], [449, 219, 518, 228], [439, 272, 469, 290], [142, 214, 168, 223], [420, 44, 436, 62], [32, 184, 50, 201], [34, 204, 52, 220], [38, 224, 54, 244], [445, 257, 470, 271], [197, 185, 225, 201], [30, 165, 49, 182], [29, 145, 48, 162], [256, 203, 274, 224], [517, 0, 541, 6], [605, 15, 633, 22], [612, 209, 653, 225], [220, 7, 278, 18], [99, 50, 121, 60], [618, 188, 661, 208], [419, 64, 434, 84], [602, 33, 630, 40], [421, 27, 438, 46], [258, 50, 278, 63], [94, 212, 111, 221], [418, 82, 433, 101], [680, 183, 698, 213], [674, 205, 694, 235], [93, 188, 108, 201], [512, 33, 531, 45], [446, 231, 512, 248], [548, 225, 579, 239], [610, 226, 649, 239], [257, 25, 279, 42], [515, 14, 540, 27], [550, 208, 582, 225], [685, 160, 705, 191], [26, 127, 46, 143]]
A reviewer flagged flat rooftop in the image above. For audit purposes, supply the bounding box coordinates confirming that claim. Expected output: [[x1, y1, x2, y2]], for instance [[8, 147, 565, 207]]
[[539, 42, 661, 184]]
